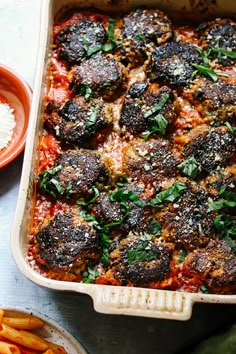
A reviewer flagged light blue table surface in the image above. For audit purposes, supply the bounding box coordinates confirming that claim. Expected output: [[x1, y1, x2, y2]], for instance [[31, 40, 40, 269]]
[[0, 1, 236, 353]]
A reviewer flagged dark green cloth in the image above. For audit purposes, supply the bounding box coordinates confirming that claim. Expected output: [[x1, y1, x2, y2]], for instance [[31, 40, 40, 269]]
[[189, 325, 236, 354]]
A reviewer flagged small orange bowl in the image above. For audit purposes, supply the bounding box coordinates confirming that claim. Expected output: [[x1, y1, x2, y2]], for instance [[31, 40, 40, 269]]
[[0, 64, 32, 168]]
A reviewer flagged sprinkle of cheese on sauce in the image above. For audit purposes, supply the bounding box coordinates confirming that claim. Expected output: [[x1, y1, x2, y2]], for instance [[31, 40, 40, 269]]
[[0, 103, 15, 150]]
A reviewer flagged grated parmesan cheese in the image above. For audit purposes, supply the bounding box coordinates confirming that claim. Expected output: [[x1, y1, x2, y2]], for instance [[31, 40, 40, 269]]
[[0, 103, 15, 150]]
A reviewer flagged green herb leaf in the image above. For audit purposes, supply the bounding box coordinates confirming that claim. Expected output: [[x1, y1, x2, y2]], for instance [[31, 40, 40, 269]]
[[107, 18, 116, 40], [82, 267, 99, 283], [127, 243, 156, 264], [179, 248, 187, 263], [38, 165, 63, 198], [148, 181, 186, 207], [79, 84, 95, 100], [196, 47, 210, 67], [109, 189, 143, 207], [144, 94, 170, 118], [115, 174, 128, 187], [77, 186, 100, 207], [147, 220, 162, 236], [177, 156, 200, 179], [100, 248, 109, 265], [214, 214, 236, 238], [135, 33, 145, 40], [208, 198, 236, 211], [200, 285, 209, 294], [85, 105, 99, 129], [79, 210, 101, 230], [192, 64, 218, 82], [143, 114, 168, 140], [225, 121, 236, 135], [209, 47, 236, 60], [219, 186, 236, 201]]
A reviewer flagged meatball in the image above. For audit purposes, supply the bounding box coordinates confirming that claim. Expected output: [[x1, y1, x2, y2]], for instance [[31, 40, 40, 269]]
[[122, 138, 180, 185], [35, 212, 100, 272], [160, 182, 215, 250], [46, 97, 113, 148], [203, 166, 236, 197], [198, 18, 236, 67], [70, 52, 126, 99], [92, 185, 148, 235], [183, 127, 236, 174], [191, 79, 236, 122], [148, 41, 203, 87], [119, 83, 179, 135], [119, 8, 173, 65], [110, 235, 171, 287], [184, 239, 236, 294], [39, 150, 109, 200], [55, 20, 107, 66]]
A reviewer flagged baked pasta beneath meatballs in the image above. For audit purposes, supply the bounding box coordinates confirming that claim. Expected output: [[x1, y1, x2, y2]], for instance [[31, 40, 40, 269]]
[[29, 7, 236, 295]]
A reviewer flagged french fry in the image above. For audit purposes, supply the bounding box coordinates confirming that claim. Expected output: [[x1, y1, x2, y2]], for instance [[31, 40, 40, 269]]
[[2, 317, 44, 330], [0, 340, 21, 354], [0, 311, 4, 324], [44, 340, 67, 354], [0, 324, 48, 351]]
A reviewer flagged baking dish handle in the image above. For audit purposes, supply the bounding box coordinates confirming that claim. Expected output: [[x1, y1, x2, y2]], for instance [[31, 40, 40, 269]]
[[90, 286, 193, 320]]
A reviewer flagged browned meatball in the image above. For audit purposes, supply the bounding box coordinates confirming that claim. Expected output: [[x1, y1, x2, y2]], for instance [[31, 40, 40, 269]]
[[197, 18, 236, 67], [92, 185, 148, 235], [110, 235, 171, 286], [148, 41, 203, 87], [70, 52, 126, 100], [203, 166, 236, 198], [183, 127, 236, 174], [160, 182, 215, 250], [122, 138, 180, 185], [119, 83, 179, 135], [184, 239, 236, 294], [191, 79, 236, 122], [55, 20, 107, 66], [46, 97, 112, 148], [38, 150, 109, 200], [119, 8, 173, 66], [35, 213, 100, 272]]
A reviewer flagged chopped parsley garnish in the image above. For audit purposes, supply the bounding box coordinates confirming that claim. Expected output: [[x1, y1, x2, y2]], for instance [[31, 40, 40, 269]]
[[200, 285, 209, 294], [178, 248, 187, 263], [38, 165, 63, 198], [177, 156, 200, 179], [127, 242, 156, 264], [148, 181, 186, 207], [79, 84, 95, 100], [82, 267, 99, 283], [77, 186, 100, 206], [85, 105, 99, 129], [147, 220, 162, 236]]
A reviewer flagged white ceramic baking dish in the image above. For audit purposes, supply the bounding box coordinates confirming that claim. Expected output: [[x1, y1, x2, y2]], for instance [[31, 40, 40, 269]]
[[11, 0, 236, 321]]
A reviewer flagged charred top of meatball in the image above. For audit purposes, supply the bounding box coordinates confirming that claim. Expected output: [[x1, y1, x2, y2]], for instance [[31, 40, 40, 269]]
[[160, 182, 215, 250], [55, 20, 107, 66], [36, 212, 100, 270], [183, 128, 236, 174], [119, 8, 173, 66], [46, 97, 112, 148], [122, 138, 180, 185], [110, 235, 171, 286], [197, 18, 236, 67], [184, 239, 236, 294], [148, 41, 203, 87], [38, 150, 109, 200], [119, 83, 179, 135], [70, 52, 126, 100]]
